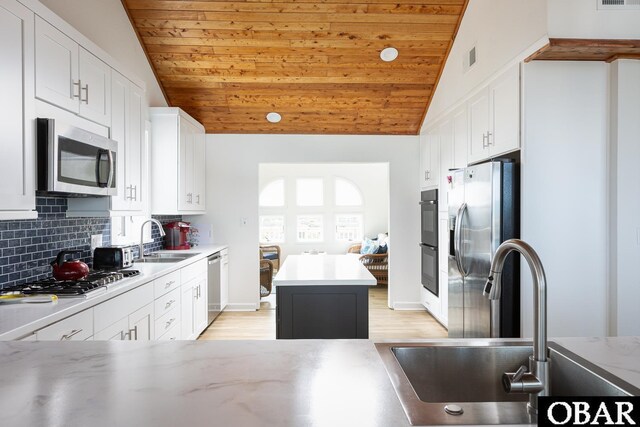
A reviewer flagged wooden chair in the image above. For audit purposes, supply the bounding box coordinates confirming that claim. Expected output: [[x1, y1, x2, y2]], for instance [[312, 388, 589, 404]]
[[260, 244, 281, 272], [347, 243, 388, 286], [260, 259, 274, 298]]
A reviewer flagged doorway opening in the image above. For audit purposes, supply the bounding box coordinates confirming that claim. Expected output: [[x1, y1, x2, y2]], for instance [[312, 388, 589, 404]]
[[258, 162, 390, 310]]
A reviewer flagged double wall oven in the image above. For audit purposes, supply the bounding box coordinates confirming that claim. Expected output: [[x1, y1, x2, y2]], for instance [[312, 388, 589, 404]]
[[420, 189, 438, 296]]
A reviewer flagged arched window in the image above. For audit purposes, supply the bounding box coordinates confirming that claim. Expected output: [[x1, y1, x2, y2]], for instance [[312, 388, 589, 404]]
[[335, 177, 363, 206], [259, 179, 285, 207]]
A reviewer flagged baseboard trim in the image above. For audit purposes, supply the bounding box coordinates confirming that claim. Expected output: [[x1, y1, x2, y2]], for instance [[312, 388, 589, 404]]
[[224, 303, 259, 311], [392, 302, 426, 311]]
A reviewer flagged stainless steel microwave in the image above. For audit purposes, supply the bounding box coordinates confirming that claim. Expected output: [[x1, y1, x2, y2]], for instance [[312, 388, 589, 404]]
[[37, 118, 118, 196]]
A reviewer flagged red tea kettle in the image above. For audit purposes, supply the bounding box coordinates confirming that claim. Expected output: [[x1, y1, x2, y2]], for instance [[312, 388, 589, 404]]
[[51, 250, 90, 281]]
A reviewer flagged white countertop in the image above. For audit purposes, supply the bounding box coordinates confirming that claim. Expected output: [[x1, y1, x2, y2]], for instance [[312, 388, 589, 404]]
[[0, 244, 227, 340], [273, 254, 376, 286], [0, 337, 638, 427]]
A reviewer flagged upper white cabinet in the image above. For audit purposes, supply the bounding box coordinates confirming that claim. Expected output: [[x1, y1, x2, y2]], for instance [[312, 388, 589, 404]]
[[437, 119, 454, 211], [0, 0, 36, 219], [419, 130, 439, 190], [110, 71, 145, 212], [150, 108, 207, 215], [35, 17, 111, 127], [452, 105, 468, 170], [468, 64, 520, 164]]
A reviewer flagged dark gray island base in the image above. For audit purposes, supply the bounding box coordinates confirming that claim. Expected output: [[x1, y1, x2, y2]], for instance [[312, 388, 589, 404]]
[[276, 285, 369, 339]]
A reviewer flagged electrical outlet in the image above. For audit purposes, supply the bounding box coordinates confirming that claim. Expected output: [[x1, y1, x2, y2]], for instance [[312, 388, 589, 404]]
[[90, 234, 103, 252], [240, 217, 248, 226]]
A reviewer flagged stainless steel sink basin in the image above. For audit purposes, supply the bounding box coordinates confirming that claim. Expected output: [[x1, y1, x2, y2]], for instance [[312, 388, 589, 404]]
[[376, 341, 640, 425], [134, 253, 199, 263]]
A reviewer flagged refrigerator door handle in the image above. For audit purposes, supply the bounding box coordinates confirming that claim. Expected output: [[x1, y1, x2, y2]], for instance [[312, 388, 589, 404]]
[[454, 203, 468, 277]]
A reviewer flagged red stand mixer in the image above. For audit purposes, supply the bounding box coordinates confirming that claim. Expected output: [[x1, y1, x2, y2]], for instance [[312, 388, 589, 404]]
[[163, 221, 191, 250]]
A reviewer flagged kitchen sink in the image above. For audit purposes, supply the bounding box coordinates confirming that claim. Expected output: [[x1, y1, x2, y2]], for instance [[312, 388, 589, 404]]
[[375, 341, 640, 425], [135, 253, 200, 263]]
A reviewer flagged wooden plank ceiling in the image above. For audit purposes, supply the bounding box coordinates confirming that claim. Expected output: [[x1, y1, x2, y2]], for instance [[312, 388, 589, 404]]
[[122, 0, 468, 134]]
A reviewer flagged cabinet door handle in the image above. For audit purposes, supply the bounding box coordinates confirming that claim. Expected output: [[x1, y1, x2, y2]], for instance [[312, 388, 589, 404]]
[[165, 299, 176, 309], [424, 171, 428, 181], [72, 80, 81, 99], [60, 329, 83, 340], [129, 326, 138, 340], [133, 185, 138, 201], [126, 185, 133, 200], [81, 83, 89, 104], [426, 170, 431, 180], [487, 131, 493, 146], [165, 318, 176, 329], [196, 194, 200, 205], [482, 132, 490, 148], [165, 280, 175, 289]]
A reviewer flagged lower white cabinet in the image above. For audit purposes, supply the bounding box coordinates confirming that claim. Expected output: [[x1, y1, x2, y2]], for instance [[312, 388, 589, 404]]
[[181, 275, 207, 340], [94, 281, 153, 340], [36, 308, 94, 341], [129, 302, 154, 341], [25, 258, 213, 342], [94, 316, 129, 341]]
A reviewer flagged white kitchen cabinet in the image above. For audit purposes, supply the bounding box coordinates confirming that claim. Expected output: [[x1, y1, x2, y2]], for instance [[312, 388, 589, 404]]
[[452, 105, 468, 169], [35, 17, 111, 127], [150, 108, 206, 215], [468, 64, 520, 164], [421, 286, 441, 320], [438, 119, 454, 211], [180, 260, 208, 340], [94, 316, 129, 341], [0, 0, 36, 219], [129, 302, 154, 341], [181, 277, 207, 340], [94, 281, 154, 337], [36, 308, 94, 341], [419, 129, 439, 190]]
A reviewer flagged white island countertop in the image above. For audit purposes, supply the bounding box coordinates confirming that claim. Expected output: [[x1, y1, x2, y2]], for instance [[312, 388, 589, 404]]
[[273, 254, 376, 286], [0, 337, 639, 427]]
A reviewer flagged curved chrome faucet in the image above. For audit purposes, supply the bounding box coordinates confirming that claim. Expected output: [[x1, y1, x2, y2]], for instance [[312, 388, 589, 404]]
[[139, 219, 166, 260], [483, 239, 549, 415]]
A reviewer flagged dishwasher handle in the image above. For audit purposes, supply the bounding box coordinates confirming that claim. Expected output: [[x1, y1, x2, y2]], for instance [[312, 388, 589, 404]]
[[208, 255, 221, 265]]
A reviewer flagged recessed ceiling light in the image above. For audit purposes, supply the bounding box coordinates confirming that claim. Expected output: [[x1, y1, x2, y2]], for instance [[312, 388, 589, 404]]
[[380, 47, 399, 62], [266, 112, 282, 123]]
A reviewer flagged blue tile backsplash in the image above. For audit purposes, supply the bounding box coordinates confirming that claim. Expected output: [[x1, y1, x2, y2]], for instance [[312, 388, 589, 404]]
[[0, 196, 181, 289]]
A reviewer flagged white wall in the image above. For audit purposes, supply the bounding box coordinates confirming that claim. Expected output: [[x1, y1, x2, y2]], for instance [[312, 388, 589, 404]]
[[192, 135, 419, 311], [38, 0, 166, 107], [548, 0, 640, 39], [423, 0, 547, 127], [259, 163, 389, 259], [609, 60, 640, 337], [522, 61, 609, 337]]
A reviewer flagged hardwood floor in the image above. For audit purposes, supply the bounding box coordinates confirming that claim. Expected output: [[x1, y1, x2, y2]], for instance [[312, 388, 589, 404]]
[[198, 286, 447, 340]]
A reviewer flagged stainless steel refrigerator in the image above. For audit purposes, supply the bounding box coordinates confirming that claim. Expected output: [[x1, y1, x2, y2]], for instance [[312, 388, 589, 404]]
[[448, 160, 519, 338]]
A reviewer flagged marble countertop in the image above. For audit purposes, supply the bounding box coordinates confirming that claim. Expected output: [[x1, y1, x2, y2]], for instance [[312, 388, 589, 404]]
[[0, 244, 227, 340], [273, 255, 376, 286], [0, 337, 639, 427]]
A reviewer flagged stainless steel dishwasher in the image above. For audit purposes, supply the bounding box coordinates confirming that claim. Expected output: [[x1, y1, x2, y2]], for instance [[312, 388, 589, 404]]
[[207, 253, 221, 325]]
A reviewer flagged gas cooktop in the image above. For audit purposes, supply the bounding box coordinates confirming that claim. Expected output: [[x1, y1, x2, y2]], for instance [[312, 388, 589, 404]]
[[1, 270, 141, 298]]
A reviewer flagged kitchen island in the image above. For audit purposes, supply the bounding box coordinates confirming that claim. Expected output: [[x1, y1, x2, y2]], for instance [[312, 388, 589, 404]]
[[0, 337, 638, 427], [273, 255, 376, 339]]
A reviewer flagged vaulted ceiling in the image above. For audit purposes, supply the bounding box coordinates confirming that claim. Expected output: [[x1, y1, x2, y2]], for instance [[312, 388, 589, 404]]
[[122, 0, 468, 135]]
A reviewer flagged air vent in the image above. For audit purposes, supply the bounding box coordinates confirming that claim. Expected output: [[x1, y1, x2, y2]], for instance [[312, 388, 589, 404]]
[[463, 46, 477, 72], [598, 0, 640, 9]]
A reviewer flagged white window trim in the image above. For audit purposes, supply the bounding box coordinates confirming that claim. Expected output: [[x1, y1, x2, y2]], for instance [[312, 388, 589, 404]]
[[335, 213, 364, 242], [296, 214, 324, 243]]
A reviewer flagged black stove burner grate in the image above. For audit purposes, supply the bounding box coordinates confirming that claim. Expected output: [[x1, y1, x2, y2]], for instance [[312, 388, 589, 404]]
[[1, 270, 141, 297]]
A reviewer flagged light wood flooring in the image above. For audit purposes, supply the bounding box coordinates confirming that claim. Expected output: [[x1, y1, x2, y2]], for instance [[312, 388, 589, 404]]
[[199, 286, 447, 340]]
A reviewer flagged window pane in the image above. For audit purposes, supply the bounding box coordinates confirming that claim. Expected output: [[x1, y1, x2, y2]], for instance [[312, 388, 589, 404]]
[[335, 214, 363, 241], [259, 179, 285, 207], [296, 178, 323, 206], [335, 178, 363, 206], [297, 215, 323, 242], [259, 215, 285, 243]]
